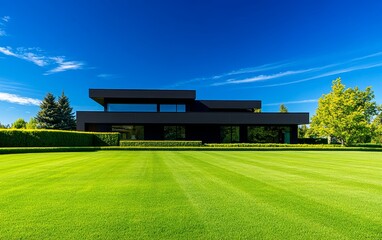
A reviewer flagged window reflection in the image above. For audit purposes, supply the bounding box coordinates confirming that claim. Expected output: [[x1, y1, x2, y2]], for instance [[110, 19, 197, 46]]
[[108, 104, 157, 112]]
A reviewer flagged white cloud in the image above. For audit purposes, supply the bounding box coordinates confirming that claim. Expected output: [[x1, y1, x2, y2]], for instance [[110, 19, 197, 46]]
[[0, 29, 5, 36], [212, 69, 316, 86], [2, 16, 10, 22], [264, 99, 318, 106], [258, 62, 382, 88], [97, 73, 119, 79], [44, 57, 84, 75], [0, 46, 48, 66], [0, 47, 84, 74], [0, 92, 41, 106]]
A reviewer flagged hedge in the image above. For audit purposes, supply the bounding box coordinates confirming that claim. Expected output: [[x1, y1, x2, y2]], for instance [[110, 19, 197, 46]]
[[0, 130, 120, 147], [204, 143, 343, 148], [120, 140, 202, 147]]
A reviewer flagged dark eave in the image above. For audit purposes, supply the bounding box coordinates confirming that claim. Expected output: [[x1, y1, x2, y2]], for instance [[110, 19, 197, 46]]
[[90, 89, 196, 106], [199, 100, 261, 110], [76, 111, 309, 131]]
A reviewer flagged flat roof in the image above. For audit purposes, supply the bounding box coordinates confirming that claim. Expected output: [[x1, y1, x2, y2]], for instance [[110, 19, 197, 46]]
[[90, 89, 196, 106], [199, 100, 261, 110]]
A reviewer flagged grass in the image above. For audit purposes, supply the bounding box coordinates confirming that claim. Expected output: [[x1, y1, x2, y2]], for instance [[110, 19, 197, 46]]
[[0, 151, 381, 239]]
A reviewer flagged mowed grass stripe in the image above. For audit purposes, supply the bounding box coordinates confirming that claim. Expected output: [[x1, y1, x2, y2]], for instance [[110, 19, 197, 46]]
[[192, 151, 382, 238], [0, 151, 381, 239], [172, 151, 352, 239]]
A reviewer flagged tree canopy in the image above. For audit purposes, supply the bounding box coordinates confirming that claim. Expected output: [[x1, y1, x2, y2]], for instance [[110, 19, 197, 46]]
[[279, 104, 288, 113], [310, 78, 379, 145], [36, 92, 76, 130], [57, 92, 76, 130], [11, 118, 27, 129]]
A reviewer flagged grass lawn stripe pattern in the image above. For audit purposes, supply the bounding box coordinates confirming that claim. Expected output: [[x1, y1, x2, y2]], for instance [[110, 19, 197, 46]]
[[0, 151, 381, 239]]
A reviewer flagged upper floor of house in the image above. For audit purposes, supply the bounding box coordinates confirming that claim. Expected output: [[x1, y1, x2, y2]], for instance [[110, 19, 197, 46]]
[[90, 89, 262, 113]]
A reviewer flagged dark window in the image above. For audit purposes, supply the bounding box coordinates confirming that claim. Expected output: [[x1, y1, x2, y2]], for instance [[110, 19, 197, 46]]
[[108, 104, 157, 112], [220, 126, 240, 143], [159, 104, 186, 112], [247, 126, 290, 143], [164, 126, 185, 140], [112, 125, 144, 140]]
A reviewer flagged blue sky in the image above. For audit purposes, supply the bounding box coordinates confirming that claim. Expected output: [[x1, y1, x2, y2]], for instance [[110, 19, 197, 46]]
[[1, 0, 382, 125]]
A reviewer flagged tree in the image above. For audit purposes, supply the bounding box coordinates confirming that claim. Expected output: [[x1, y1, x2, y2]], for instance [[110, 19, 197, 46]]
[[11, 118, 27, 129], [26, 117, 38, 129], [36, 93, 60, 129], [298, 124, 309, 138], [372, 112, 382, 143], [279, 104, 288, 113], [0, 122, 9, 129], [310, 78, 379, 145], [57, 92, 76, 130]]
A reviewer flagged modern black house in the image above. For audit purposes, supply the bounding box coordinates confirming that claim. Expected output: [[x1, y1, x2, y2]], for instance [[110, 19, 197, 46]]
[[76, 89, 309, 143]]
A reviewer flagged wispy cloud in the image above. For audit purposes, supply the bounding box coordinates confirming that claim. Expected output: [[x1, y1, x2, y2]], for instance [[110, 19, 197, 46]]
[[0, 17, 85, 75], [170, 61, 292, 87], [212, 69, 315, 86], [0, 47, 84, 74], [173, 51, 382, 89], [44, 57, 84, 75], [97, 73, 119, 79], [258, 62, 382, 88], [0, 92, 41, 106], [2, 16, 10, 23], [264, 99, 318, 106], [0, 16, 9, 36]]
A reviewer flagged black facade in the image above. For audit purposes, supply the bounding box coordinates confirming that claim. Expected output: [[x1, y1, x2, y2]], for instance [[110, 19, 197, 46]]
[[77, 89, 309, 143]]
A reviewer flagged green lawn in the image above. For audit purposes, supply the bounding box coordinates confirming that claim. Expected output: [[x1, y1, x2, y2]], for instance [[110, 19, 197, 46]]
[[0, 151, 381, 239]]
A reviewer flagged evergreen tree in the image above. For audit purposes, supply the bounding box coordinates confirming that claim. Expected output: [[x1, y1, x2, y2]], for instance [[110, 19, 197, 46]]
[[279, 104, 288, 113], [36, 93, 60, 129], [57, 92, 76, 130]]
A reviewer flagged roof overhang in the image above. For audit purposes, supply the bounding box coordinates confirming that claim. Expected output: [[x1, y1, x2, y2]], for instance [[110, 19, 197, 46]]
[[89, 89, 196, 106]]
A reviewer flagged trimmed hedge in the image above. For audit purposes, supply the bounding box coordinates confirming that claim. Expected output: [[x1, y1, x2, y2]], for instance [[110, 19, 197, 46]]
[[204, 143, 343, 148], [0, 130, 120, 147], [348, 143, 382, 148], [93, 133, 120, 146], [120, 140, 202, 147], [2, 145, 382, 154]]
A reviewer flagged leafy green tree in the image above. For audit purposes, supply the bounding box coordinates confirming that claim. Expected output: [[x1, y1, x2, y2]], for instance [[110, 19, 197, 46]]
[[57, 92, 76, 130], [310, 78, 379, 145], [279, 104, 288, 113], [26, 117, 38, 129], [372, 113, 382, 143], [11, 118, 27, 129], [298, 124, 309, 138], [36, 93, 60, 129]]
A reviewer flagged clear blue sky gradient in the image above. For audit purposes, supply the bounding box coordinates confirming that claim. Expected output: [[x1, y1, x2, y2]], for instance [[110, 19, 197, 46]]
[[1, 0, 382, 125]]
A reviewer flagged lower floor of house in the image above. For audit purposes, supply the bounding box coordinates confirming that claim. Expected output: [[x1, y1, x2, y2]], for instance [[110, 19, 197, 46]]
[[85, 124, 298, 143]]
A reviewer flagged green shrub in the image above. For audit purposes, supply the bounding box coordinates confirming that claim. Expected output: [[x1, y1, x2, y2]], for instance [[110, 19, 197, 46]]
[[93, 133, 120, 146], [348, 143, 382, 148], [120, 140, 202, 147], [204, 143, 343, 148], [0, 130, 119, 147]]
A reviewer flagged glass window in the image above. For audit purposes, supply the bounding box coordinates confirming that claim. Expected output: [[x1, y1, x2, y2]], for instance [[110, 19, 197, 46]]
[[220, 126, 240, 143], [160, 104, 177, 112], [164, 126, 186, 140], [247, 126, 290, 143], [159, 104, 186, 112], [177, 104, 186, 112], [112, 125, 144, 140], [108, 104, 157, 112]]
